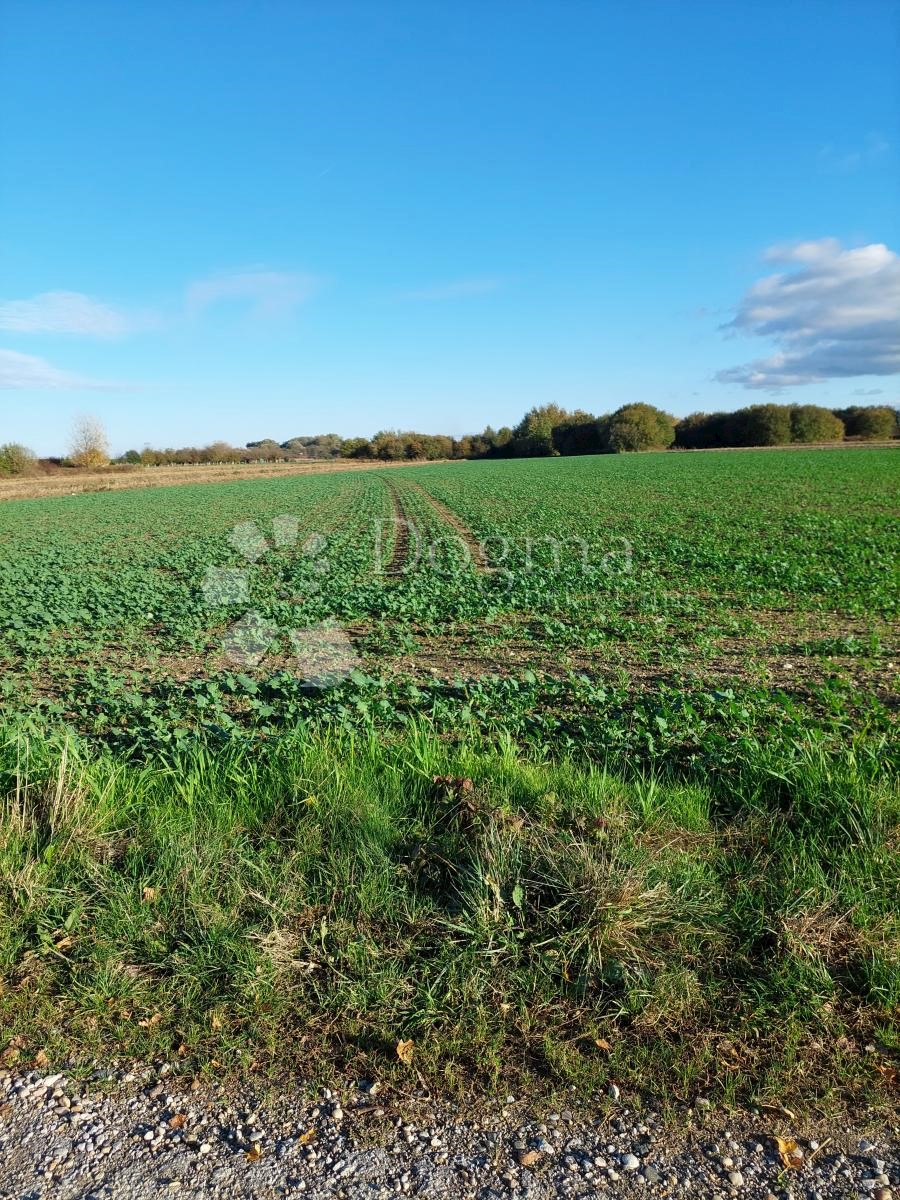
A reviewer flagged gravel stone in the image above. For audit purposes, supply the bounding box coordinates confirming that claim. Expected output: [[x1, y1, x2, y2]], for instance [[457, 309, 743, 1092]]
[[0, 1065, 895, 1199]]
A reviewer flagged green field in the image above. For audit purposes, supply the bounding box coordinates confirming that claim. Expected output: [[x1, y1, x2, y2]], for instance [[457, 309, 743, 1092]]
[[1, 448, 898, 1106]]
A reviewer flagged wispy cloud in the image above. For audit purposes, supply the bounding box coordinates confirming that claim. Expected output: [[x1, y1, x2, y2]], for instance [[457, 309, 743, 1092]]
[[0, 347, 107, 389], [852, 387, 885, 397], [186, 269, 319, 318], [818, 132, 890, 173], [0, 291, 154, 337], [715, 239, 900, 390], [399, 277, 503, 301]]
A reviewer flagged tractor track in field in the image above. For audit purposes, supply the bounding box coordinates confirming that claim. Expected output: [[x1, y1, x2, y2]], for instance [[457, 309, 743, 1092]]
[[399, 478, 491, 572], [382, 479, 414, 576]]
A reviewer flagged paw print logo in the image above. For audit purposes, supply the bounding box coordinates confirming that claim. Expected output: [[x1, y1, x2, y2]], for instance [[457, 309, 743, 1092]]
[[201, 517, 360, 686]]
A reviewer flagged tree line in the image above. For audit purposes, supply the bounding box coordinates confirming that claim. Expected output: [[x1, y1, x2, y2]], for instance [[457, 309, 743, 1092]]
[[0, 402, 897, 477], [141, 401, 899, 465]]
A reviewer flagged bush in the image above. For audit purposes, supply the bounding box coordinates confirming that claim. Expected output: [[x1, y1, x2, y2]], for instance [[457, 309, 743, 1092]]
[[789, 405, 845, 443], [603, 404, 675, 452], [0, 443, 37, 476]]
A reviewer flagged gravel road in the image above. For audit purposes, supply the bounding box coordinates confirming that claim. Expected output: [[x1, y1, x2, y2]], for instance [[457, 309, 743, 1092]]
[[0, 1065, 896, 1199]]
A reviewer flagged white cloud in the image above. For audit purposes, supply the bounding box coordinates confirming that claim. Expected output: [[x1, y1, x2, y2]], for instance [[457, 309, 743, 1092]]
[[186, 270, 318, 318], [400, 277, 503, 301], [0, 348, 96, 389], [715, 239, 900, 390], [0, 291, 151, 337]]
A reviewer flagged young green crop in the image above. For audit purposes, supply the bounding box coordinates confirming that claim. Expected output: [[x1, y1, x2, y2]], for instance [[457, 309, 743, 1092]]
[[0, 448, 896, 762]]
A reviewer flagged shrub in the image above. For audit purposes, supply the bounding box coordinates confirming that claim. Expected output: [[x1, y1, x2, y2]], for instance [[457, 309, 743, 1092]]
[[789, 405, 845, 443], [0, 442, 37, 476]]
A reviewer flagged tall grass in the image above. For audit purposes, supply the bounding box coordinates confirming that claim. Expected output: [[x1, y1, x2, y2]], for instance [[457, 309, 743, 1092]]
[[0, 722, 896, 1107]]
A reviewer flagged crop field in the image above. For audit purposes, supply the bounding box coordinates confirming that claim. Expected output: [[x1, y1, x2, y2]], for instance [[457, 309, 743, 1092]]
[[1, 447, 898, 1106]]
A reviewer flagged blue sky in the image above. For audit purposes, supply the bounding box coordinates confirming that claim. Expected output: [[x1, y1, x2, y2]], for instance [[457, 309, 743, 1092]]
[[1, 0, 897, 455]]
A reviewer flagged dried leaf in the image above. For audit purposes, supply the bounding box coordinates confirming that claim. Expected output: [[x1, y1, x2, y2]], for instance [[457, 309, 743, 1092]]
[[210, 1012, 224, 1031], [874, 1063, 897, 1085], [245, 1143, 262, 1163], [396, 1038, 414, 1066], [298, 1127, 317, 1145], [2, 1037, 26, 1065], [142, 886, 158, 904], [594, 1037, 612, 1052], [138, 1012, 162, 1029], [432, 775, 474, 795], [518, 1149, 541, 1167], [33, 1048, 50, 1068], [774, 1136, 803, 1170], [168, 1114, 186, 1130]]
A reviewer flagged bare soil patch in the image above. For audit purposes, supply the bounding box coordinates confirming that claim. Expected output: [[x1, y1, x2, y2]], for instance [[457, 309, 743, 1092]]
[[0, 458, 459, 502]]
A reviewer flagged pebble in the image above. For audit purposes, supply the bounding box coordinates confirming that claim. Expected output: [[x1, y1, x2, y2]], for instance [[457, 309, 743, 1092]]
[[0, 1066, 895, 1199]]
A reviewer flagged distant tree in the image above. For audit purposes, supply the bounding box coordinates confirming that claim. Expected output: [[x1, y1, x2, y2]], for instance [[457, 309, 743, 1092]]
[[121, 449, 142, 465], [203, 441, 241, 463], [279, 434, 344, 459], [423, 434, 453, 459], [69, 415, 110, 467], [246, 439, 285, 460], [674, 411, 733, 449], [512, 404, 571, 455], [455, 434, 479, 458], [469, 425, 515, 457], [835, 405, 898, 440], [369, 431, 406, 460], [340, 437, 371, 458], [603, 404, 675, 452], [729, 403, 792, 446], [789, 405, 845, 443], [552, 412, 602, 455], [0, 442, 37, 476]]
